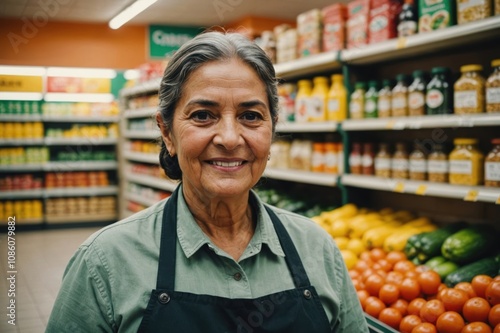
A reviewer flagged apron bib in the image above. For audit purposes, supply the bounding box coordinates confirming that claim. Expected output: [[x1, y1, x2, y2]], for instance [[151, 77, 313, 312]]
[[138, 188, 331, 333]]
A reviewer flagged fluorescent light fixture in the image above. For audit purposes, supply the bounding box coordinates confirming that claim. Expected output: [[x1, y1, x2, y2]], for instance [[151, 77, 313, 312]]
[[0, 92, 44, 101], [109, 0, 157, 29], [0, 66, 46, 76], [47, 67, 117, 79], [45, 93, 115, 103], [124, 69, 140, 80]]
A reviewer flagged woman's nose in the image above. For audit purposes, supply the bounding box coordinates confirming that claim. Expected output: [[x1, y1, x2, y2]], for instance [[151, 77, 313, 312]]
[[213, 117, 242, 150]]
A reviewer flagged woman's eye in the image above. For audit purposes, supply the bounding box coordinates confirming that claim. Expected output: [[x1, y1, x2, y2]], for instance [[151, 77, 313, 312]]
[[191, 111, 212, 121], [241, 112, 262, 122]]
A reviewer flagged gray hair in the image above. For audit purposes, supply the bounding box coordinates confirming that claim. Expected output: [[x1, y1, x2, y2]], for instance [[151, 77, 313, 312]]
[[157, 31, 279, 180]]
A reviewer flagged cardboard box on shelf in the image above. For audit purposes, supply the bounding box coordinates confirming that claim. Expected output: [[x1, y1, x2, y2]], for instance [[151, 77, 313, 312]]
[[368, 0, 402, 44], [322, 3, 348, 51], [347, 0, 371, 49]]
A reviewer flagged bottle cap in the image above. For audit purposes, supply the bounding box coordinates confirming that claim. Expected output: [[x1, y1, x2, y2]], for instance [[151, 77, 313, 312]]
[[354, 82, 366, 89], [368, 80, 379, 88], [313, 76, 329, 84], [491, 59, 500, 67], [331, 74, 343, 82], [454, 138, 478, 145], [412, 70, 425, 78], [431, 67, 449, 74], [460, 64, 482, 73], [381, 79, 393, 87], [395, 74, 408, 82]]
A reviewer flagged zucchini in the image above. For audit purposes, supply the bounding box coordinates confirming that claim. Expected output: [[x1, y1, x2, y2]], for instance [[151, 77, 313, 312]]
[[424, 256, 447, 269], [419, 222, 467, 258], [444, 256, 500, 287], [433, 261, 460, 280], [441, 225, 498, 264], [404, 233, 426, 259]]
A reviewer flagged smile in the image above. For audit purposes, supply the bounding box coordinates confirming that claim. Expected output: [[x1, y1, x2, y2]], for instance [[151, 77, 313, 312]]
[[209, 161, 244, 167]]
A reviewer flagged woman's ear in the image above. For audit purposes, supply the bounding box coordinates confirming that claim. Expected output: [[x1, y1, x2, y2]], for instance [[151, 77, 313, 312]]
[[156, 112, 176, 156]]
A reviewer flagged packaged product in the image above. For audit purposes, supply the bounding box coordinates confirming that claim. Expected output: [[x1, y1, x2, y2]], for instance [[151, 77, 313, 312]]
[[297, 9, 323, 57], [486, 59, 500, 113], [454, 64, 486, 114], [378, 79, 393, 117], [409, 144, 428, 180], [275, 25, 298, 63], [362, 143, 376, 175], [364, 80, 379, 118], [277, 83, 297, 122], [426, 67, 453, 114], [368, 0, 402, 44], [289, 140, 313, 171], [324, 143, 339, 173], [347, 0, 371, 49], [398, 0, 419, 37], [322, 4, 348, 52], [327, 74, 348, 121], [457, 0, 492, 24], [418, 0, 456, 32], [449, 138, 484, 186], [375, 143, 392, 178], [485, 138, 500, 187], [391, 74, 409, 117], [309, 76, 329, 121], [257, 31, 276, 64], [350, 82, 366, 119], [391, 142, 409, 179], [312, 143, 326, 172], [295, 80, 313, 122], [269, 140, 291, 169], [349, 143, 363, 174], [428, 144, 449, 183], [408, 70, 427, 116]]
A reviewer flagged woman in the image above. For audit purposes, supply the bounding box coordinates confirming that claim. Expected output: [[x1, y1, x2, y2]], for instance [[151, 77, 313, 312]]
[[46, 32, 369, 332]]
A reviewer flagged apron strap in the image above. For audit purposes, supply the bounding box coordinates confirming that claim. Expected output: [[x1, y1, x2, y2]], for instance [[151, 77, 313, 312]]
[[155, 187, 312, 290]]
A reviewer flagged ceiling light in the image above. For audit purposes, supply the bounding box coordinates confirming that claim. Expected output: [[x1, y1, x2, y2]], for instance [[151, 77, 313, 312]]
[[47, 67, 117, 78], [0, 66, 46, 76], [109, 0, 158, 30], [0, 92, 44, 101], [45, 93, 115, 103]]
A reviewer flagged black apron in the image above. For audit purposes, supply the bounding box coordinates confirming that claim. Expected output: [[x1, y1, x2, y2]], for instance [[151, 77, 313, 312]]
[[138, 188, 331, 333]]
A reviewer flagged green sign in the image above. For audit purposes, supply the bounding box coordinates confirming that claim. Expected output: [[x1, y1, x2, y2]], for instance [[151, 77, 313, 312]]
[[149, 25, 202, 58]]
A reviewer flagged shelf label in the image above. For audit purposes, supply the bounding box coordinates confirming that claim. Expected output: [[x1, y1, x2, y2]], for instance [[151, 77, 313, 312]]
[[0, 75, 43, 92], [396, 37, 407, 49], [463, 190, 478, 202], [393, 182, 405, 193], [415, 185, 427, 195]]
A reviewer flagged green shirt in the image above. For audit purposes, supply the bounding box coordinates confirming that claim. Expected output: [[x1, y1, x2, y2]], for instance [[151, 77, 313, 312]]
[[46, 186, 369, 332]]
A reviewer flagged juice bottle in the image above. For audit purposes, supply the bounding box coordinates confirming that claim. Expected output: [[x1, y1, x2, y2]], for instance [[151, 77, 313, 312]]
[[295, 79, 313, 122], [364, 81, 379, 118], [349, 82, 366, 119], [310, 76, 329, 121], [327, 74, 347, 121]]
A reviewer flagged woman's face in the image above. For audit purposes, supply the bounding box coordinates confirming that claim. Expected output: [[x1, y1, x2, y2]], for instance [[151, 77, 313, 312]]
[[160, 58, 274, 200]]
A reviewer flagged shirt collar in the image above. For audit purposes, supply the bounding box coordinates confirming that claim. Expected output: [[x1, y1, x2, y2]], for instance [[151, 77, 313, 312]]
[[176, 185, 285, 259]]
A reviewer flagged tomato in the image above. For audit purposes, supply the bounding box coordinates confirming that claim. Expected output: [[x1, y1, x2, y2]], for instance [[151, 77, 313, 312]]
[[391, 299, 409, 317], [463, 297, 492, 323], [415, 265, 431, 273], [360, 251, 373, 262], [365, 297, 386, 318], [420, 299, 446, 324], [408, 298, 427, 316], [494, 324, 500, 333], [486, 280, 500, 306], [354, 259, 371, 273], [411, 322, 437, 333], [418, 270, 442, 296], [357, 290, 370, 310], [352, 278, 365, 291], [400, 314, 422, 333], [386, 251, 407, 265], [393, 260, 416, 274], [386, 271, 405, 287], [370, 248, 387, 262], [349, 270, 361, 280], [472, 275, 494, 299], [489, 304, 500, 327], [365, 274, 385, 297], [376, 258, 393, 272], [461, 322, 492, 333], [435, 311, 465, 333], [379, 283, 400, 305], [401, 277, 422, 301], [455, 282, 477, 299], [378, 307, 402, 330], [440, 288, 469, 313]]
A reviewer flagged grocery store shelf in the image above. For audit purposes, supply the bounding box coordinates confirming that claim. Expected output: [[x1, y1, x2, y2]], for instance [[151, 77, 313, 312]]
[[42, 115, 119, 122], [123, 107, 157, 119], [120, 78, 161, 97], [0, 139, 44, 146], [341, 174, 500, 204], [342, 113, 500, 131], [12, 218, 44, 225], [0, 189, 43, 199], [0, 114, 42, 121], [44, 186, 118, 197], [45, 213, 117, 224], [123, 130, 160, 139], [123, 151, 159, 164], [125, 192, 160, 207], [45, 137, 117, 145], [342, 16, 500, 65], [274, 51, 341, 80], [44, 161, 117, 171], [275, 121, 338, 133], [263, 167, 338, 186], [125, 172, 178, 192], [0, 164, 44, 172]]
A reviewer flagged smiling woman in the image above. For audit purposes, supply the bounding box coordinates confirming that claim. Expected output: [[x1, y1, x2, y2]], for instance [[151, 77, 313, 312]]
[[46, 31, 369, 333]]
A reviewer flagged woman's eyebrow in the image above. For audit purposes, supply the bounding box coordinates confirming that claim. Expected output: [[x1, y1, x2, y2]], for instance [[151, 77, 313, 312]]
[[186, 99, 219, 107], [239, 100, 267, 109]]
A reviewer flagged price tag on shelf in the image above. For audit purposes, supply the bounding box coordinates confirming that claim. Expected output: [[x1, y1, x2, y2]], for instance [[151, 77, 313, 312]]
[[393, 182, 405, 193], [385, 120, 396, 129], [463, 190, 478, 202], [396, 37, 407, 49], [415, 185, 427, 196]]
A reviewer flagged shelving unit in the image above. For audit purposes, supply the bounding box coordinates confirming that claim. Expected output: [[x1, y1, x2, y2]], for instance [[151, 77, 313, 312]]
[[124, 173, 178, 192], [264, 168, 338, 186]]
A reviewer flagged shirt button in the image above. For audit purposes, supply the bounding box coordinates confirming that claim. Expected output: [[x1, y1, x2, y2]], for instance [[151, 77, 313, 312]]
[[233, 272, 242, 281]]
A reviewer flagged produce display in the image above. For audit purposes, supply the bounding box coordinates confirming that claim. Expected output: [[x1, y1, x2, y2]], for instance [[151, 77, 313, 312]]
[[312, 204, 500, 332]]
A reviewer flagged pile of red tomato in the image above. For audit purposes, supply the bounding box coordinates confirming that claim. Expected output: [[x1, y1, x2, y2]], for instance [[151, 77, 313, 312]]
[[349, 248, 500, 333]]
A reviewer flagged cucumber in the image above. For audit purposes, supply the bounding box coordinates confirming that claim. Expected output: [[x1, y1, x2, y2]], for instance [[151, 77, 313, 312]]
[[433, 261, 460, 280], [424, 256, 447, 269], [404, 233, 425, 259], [441, 225, 499, 264], [444, 256, 500, 287], [419, 222, 466, 258]]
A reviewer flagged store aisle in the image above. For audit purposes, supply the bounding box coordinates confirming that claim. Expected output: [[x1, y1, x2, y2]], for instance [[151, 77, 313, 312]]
[[0, 227, 100, 333]]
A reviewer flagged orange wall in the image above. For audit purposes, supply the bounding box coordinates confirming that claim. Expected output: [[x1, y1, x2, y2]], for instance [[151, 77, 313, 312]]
[[0, 19, 148, 69]]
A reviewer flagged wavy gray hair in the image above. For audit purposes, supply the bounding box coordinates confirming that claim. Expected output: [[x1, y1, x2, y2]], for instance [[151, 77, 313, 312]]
[[157, 31, 279, 180]]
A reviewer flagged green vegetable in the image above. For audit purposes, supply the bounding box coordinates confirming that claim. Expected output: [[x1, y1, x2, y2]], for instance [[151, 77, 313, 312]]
[[444, 256, 500, 287], [441, 225, 498, 264], [404, 233, 425, 259], [433, 261, 460, 280], [424, 256, 447, 269], [419, 223, 466, 258]]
